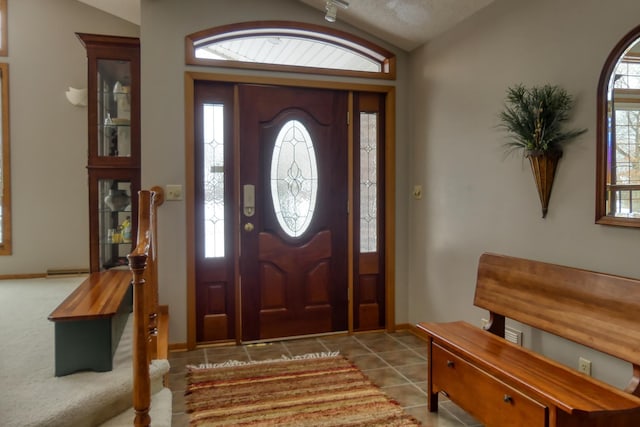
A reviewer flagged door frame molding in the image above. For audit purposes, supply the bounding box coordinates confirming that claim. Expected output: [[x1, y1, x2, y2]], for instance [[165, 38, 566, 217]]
[[185, 71, 396, 349]]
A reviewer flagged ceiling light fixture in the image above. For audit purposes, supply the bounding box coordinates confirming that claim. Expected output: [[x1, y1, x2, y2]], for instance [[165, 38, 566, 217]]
[[325, 0, 349, 23]]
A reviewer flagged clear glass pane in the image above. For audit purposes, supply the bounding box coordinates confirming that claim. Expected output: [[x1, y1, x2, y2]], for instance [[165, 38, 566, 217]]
[[270, 120, 318, 237], [195, 35, 381, 73], [203, 104, 225, 258], [612, 107, 640, 185], [99, 179, 132, 270], [97, 59, 131, 158], [360, 112, 378, 253], [614, 60, 640, 90], [608, 188, 640, 218]]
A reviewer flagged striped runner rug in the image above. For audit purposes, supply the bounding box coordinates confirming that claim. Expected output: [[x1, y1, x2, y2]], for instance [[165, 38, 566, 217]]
[[185, 353, 421, 426]]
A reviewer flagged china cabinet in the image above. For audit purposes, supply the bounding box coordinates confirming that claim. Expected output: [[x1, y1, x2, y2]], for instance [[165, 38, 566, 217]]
[[77, 33, 140, 272]]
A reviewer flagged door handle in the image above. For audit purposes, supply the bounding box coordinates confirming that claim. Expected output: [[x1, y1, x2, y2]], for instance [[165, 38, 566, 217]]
[[244, 222, 254, 232]]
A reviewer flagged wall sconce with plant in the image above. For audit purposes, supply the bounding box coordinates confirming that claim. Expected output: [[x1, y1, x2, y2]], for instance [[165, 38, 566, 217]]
[[498, 84, 587, 218]]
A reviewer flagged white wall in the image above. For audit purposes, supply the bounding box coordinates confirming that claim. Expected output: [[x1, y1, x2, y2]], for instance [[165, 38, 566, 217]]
[[0, 0, 138, 275], [409, 0, 640, 388], [139, 0, 410, 344]]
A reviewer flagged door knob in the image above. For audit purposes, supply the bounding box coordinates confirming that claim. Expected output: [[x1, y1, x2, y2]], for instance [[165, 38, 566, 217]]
[[244, 222, 254, 232]]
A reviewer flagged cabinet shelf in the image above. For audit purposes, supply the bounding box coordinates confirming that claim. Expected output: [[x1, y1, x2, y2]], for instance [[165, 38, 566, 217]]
[[99, 124, 130, 129]]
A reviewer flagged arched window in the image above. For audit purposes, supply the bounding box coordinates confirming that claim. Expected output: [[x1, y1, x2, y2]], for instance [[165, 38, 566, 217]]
[[186, 21, 395, 79], [596, 24, 640, 226]]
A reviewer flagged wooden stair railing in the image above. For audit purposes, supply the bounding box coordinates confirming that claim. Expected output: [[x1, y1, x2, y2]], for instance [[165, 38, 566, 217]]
[[127, 187, 165, 427]]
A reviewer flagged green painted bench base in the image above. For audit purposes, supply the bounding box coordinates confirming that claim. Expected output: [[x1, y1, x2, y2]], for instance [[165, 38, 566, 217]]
[[53, 285, 132, 377]]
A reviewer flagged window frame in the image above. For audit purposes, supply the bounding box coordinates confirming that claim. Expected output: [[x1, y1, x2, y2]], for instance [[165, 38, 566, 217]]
[[0, 63, 10, 255], [185, 21, 396, 80], [596, 24, 640, 226], [0, 0, 6, 57]]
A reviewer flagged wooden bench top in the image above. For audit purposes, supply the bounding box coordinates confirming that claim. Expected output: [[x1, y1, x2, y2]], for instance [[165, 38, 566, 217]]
[[48, 270, 131, 322], [418, 320, 640, 415]]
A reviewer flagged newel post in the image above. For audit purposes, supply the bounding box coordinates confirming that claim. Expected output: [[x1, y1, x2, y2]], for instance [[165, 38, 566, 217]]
[[128, 252, 150, 427]]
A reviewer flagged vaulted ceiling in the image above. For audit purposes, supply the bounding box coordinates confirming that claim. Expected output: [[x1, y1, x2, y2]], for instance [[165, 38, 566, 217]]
[[76, 0, 495, 52], [298, 0, 495, 51]]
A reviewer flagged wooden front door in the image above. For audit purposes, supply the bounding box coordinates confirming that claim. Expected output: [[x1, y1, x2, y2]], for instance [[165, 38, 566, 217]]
[[238, 84, 349, 341]]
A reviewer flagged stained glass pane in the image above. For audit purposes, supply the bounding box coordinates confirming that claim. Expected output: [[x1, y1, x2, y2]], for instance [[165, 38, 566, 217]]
[[203, 104, 225, 257], [360, 112, 377, 253], [270, 120, 318, 237]]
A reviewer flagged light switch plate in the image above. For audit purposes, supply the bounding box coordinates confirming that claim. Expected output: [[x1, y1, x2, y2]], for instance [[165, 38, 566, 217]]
[[413, 185, 423, 200], [166, 184, 183, 201]]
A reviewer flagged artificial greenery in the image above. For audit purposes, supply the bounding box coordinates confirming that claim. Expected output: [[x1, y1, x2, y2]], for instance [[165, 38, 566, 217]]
[[498, 84, 587, 156]]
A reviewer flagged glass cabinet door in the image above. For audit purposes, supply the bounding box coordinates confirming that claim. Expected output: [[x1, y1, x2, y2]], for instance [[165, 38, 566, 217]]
[[98, 178, 133, 270], [97, 59, 132, 159]]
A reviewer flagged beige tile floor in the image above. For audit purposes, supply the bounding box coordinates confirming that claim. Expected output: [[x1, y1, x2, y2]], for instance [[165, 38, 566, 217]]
[[168, 330, 482, 426]]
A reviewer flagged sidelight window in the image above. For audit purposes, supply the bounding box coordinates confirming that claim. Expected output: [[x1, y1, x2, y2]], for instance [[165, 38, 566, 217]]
[[203, 103, 225, 257], [360, 112, 378, 252]]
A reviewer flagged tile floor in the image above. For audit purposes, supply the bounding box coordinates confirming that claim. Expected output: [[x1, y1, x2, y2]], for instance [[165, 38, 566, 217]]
[[168, 330, 482, 426]]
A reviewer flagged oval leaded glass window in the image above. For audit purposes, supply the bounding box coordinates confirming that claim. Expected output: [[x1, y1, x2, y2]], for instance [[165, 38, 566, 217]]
[[270, 120, 318, 237]]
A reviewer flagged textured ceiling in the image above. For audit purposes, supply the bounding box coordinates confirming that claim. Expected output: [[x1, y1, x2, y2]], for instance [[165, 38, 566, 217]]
[[76, 0, 496, 52], [298, 0, 496, 51]]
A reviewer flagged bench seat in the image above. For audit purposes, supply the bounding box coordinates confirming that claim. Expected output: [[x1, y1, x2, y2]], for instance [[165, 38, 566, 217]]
[[419, 321, 640, 424], [48, 269, 132, 376], [418, 252, 640, 427]]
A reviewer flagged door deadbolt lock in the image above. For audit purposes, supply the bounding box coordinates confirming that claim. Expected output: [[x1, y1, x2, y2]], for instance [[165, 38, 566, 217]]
[[244, 222, 254, 232], [243, 184, 255, 217]]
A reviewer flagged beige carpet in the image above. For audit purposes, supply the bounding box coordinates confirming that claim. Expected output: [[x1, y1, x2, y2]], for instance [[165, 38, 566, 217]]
[[186, 354, 421, 426], [0, 277, 168, 427]]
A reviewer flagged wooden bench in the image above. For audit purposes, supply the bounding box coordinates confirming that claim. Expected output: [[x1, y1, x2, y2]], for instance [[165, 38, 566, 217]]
[[48, 269, 132, 376], [417, 252, 640, 427]]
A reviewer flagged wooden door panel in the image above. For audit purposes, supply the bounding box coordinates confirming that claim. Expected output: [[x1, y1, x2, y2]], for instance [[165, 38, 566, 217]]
[[258, 231, 331, 270], [353, 92, 386, 331], [357, 275, 381, 329], [199, 282, 230, 342], [257, 230, 334, 339], [240, 84, 348, 341], [193, 82, 235, 343], [306, 262, 331, 305]]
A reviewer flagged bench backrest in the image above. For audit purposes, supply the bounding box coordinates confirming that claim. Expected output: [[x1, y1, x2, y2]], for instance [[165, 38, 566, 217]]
[[474, 252, 640, 366]]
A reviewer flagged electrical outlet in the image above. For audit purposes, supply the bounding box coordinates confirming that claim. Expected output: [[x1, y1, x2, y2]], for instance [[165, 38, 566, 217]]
[[578, 357, 592, 376]]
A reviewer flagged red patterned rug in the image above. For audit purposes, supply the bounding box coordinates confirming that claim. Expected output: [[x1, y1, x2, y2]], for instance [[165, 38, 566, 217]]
[[186, 353, 421, 426]]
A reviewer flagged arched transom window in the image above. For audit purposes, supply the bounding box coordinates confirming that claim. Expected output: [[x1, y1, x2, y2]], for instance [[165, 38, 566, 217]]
[[186, 21, 395, 79]]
